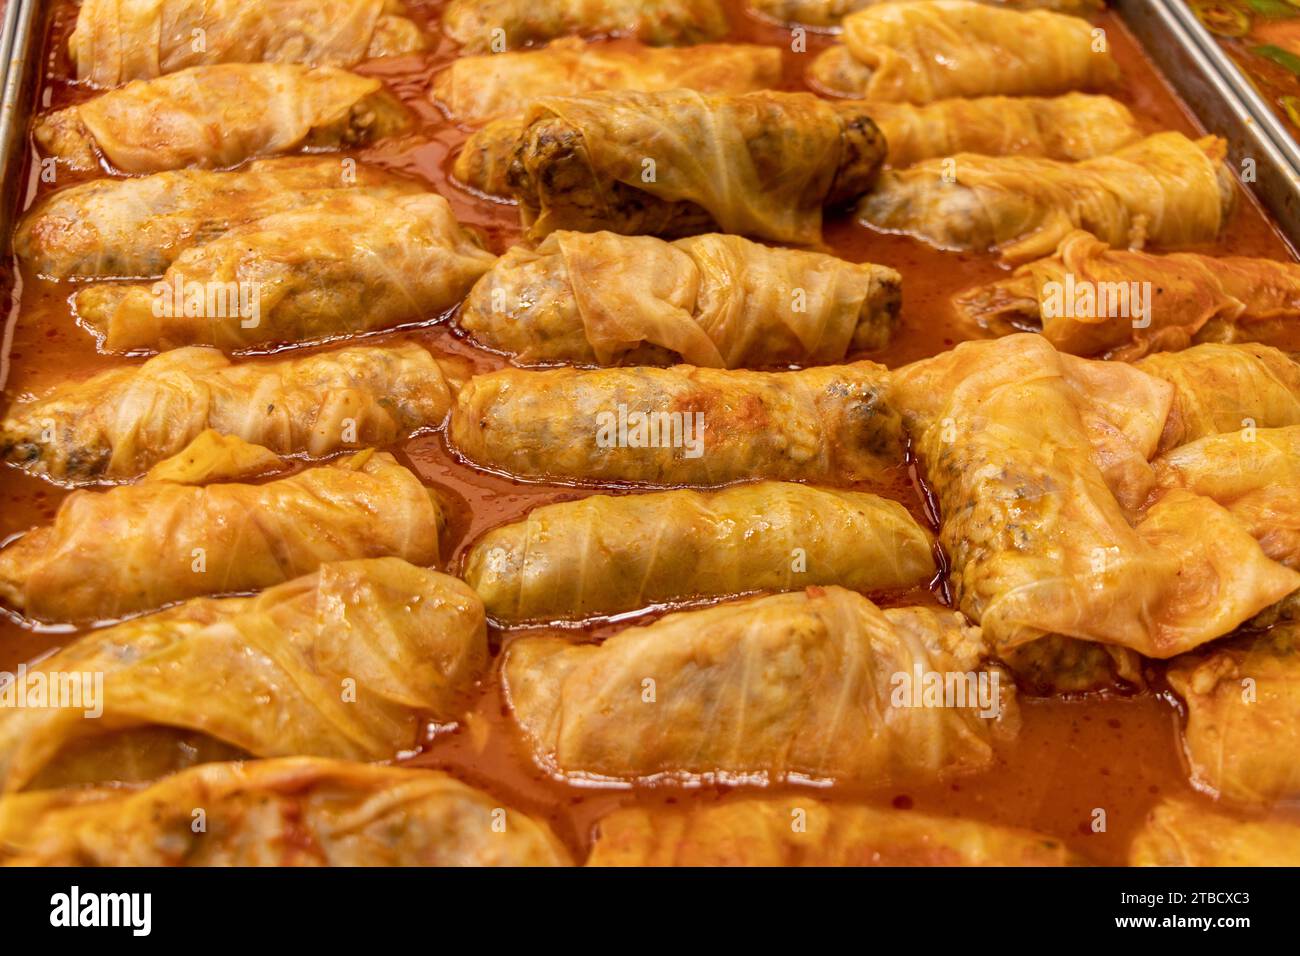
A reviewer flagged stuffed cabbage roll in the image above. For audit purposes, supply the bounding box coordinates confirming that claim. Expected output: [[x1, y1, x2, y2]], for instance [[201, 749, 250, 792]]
[[1, 343, 466, 485], [69, 0, 426, 88], [1129, 799, 1300, 866], [954, 231, 1300, 360], [449, 361, 903, 487], [442, 0, 728, 52], [1165, 625, 1300, 807], [0, 441, 444, 623], [589, 797, 1077, 866], [0, 758, 567, 866], [1000, 635, 1144, 696], [464, 482, 935, 624], [865, 94, 1140, 168], [0, 559, 486, 792], [893, 334, 1300, 657], [510, 91, 886, 245], [73, 193, 495, 353], [504, 588, 1017, 784], [458, 92, 1138, 198], [1155, 426, 1300, 569], [458, 231, 900, 367], [35, 64, 411, 174], [859, 133, 1234, 264], [1135, 344, 1300, 452], [433, 38, 781, 126], [13, 157, 423, 281], [808, 1, 1118, 101], [750, 0, 1103, 29]]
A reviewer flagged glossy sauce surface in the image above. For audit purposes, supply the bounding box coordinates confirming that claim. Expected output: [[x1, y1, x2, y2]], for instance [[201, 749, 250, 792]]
[[0, 0, 1296, 864]]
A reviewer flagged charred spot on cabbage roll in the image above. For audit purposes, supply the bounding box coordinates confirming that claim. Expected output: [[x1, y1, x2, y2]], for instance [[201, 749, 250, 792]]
[[34, 64, 411, 174], [507, 90, 886, 245], [463, 482, 935, 623], [859, 133, 1235, 264], [69, 0, 427, 88], [504, 588, 1017, 784], [0, 758, 567, 866], [808, 0, 1119, 101], [448, 361, 904, 487], [0, 439, 445, 623], [589, 796, 1080, 865], [13, 157, 425, 281], [0, 559, 486, 792], [458, 231, 900, 367], [72, 192, 496, 353], [0, 343, 468, 485], [442, 0, 728, 53]]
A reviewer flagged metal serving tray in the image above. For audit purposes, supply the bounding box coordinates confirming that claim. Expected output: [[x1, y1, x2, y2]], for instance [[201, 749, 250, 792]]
[[0, 0, 1297, 303], [1118, 0, 1300, 245]]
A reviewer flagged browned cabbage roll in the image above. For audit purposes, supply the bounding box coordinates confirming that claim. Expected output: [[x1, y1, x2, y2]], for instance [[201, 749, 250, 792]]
[[0, 758, 568, 866], [1129, 799, 1300, 866], [0, 440, 443, 623], [464, 482, 935, 624], [859, 133, 1234, 264], [433, 38, 781, 126], [894, 334, 1300, 657], [1, 343, 466, 485], [1165, 625, 1300, 807], [504, 588, 1016, 783], [1135, 344, 1300, 453], [449, 361, 903, 487], [35, 64, 411, 174], [589, 797, 1078, 866], [865, 94, 1139, 168], [0, 559, 486, 793], [510, 91, 886, 245], [13, 157, 423, 281], [751, 0, 1103, 28], [954, 231, 1300, 360], [69, 0, 427, 88], [1154, 426, 1300, 570], [808, 0, 1118, 101], [442, 0, 728, 52], [458, 92, 1139, 197], [72, 193, 495, 353], [458, 231, 900, 367]]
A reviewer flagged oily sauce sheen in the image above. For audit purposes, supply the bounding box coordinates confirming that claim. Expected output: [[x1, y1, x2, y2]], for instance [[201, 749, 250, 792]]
[[1, 0, 1296, 865]]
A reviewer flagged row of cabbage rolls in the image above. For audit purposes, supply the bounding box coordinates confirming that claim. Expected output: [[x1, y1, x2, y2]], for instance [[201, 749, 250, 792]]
[[3, 0, 1299, 866]]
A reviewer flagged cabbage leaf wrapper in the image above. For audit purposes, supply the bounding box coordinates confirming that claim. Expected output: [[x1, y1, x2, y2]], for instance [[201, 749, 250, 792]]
[[69, 0, 427, 87], [0, 757, 566, 866], [510, 90, 886, 245], [894, 334, 1300, 658], [449, 360, 903, 487], [0, 559, 487, 793], [0, 440, 444, 623], [13, 157, 424, 281], [504, 587, 1017, 784], [459, 231, 900, 367], [589, 796, 1080, 865], [442, 0, 728, 53], [464, 481, 935, 623], [859, 133, 1234, 264], [808, 0, 1118, 101], [74, 192, 495, 353], [35, 64, 411, 174], [1, 343, 467, 484]]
